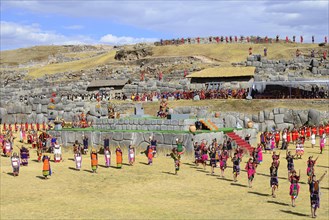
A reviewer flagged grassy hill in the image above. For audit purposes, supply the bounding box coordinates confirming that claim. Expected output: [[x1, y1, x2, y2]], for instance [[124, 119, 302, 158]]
[[0, 43, 327, 78]]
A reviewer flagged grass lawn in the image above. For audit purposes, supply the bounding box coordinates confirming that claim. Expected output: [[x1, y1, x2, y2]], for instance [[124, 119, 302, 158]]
[[1, 131, 328, 219]]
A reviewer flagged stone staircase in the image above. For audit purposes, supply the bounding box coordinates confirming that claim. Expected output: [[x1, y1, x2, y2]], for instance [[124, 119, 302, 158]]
[[199, 119, 219, 131], [226, 132, 253, 155]]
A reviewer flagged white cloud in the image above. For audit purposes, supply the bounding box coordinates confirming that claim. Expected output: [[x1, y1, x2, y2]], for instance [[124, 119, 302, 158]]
[[100, 34, 157, 45], [0, 21, 92, 50]]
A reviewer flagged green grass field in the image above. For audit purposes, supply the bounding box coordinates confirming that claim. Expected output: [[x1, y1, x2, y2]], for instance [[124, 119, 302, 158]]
[[1, 132, 328, 219]]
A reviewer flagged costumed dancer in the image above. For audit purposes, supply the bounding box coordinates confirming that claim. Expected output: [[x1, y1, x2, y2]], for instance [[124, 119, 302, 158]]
[[42, 155, 51, 179], [128, 145, 135, 166], [116, 146, 123, 168], [286, 149, 296, 179], [309, 171, 327, 218], [37, 141, 43, 162], [245, 158, 257, 188], [20, 146, 30, 166], [75, 152, 82, 170], [166, 147, 181, 175], [219, 150, 229, 177], [83, 135, 89, 155], [90, 149, 98, 173], [307, 156, 318, 182], [256, 144, 263, 164], [201, 142, 208, 170], [209, 147, 217, 175], [104, 146, 111, 168], [319, 135, 325, 154], [176, 138, 185, 155], [296, 138, 304, 159], [53, 142, 62, 163], [150, 136, 157, 158], [311, 132, 316, 148], [232, 153, 241, 182], [11, 152, 20, 177], [289, 170, 300, 207], [3, 139, 12, 157], [272, 152, 280, 167], [194, 142, 202, 166], [270, 161, 280, 198]]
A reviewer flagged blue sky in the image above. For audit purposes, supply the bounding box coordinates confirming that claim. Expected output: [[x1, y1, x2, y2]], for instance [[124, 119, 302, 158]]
[[1, 0, 328, 50]]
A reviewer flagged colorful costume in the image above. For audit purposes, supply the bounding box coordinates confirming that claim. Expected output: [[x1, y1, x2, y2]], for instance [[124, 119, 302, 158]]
[[42, 155, 51, 178], [309, 180, 320, 209], [53, 144, 62, 163], [289, 175, 300, 199], [91, 151, 98, 172], [270, 165, 279, 187], [128, 146, 135, 164], [75, 153, 82, 170], [170, 152, 181, 172], [20, 147, 30, 166], [286, 155, 294, 172], [116, 147, 123, 168], [245, 161, 256, 181], [232, 157, 241, 175], [104, 147, 111, 167], [11, 153, 20, 176]]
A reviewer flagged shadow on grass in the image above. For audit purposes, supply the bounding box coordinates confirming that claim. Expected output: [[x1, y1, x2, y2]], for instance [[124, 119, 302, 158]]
[[1, 155, 9, 158], [196, 169, 209, 173], [280, 210, 309, 217], [32, 159, 40, 163], [257, 172, 287, 180], [317, 165, 329, 168], [139, 162, 149, 166], [230, 183, 248, 188], [267, 200, 289, 206], [83, 169, 94, 173], [7, 172, 14, 176], [68, 158, 75, 161], [183, 162, 195, 166], [321, 186, 329, 190], [68, 167, 79, 171], [36, 175, 45, 179], [217, 177, 234, 182], [162, 171, 177, 176], [248, 191, 270, 197], [122, 163, 130, 166], [98, 164, 110, 168]]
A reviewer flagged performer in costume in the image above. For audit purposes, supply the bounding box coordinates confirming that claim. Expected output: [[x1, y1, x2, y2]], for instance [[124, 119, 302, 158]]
[[116, 146, 123, 168], [245, 158, 257, 188], [319, 135, 325, 154], [256, 144, 263, 164], [150, 136, 157, 158], [309, 171, 327, 218], [289, 170, 300, 207], [307, 156, 318, 182], [90, 149, 98, 173], [75, 152, 82, 170], [270, 161, 279, 198], [296, 138, 304, 159], [37, 142, 43, 162], [83, 135, 89, 155], [128, 145, 135, 166], [3, 139, 12, 157], [232, 153, 241, 182], [11, 152, 20, 177], [201, 143, 208, 170], [42, 155, 51, 179], [193, 142, 202, 166], [209, 147, 217, 175], [20, 146, 30, 166], [104, 146, 111, 168], [311, 132, 316, 148], [167, 147, 181, 175], [219, 150, 229, 178], [286, 150, 296, 179], [53, 142, 62, 163], [176, 138, 185, 155]]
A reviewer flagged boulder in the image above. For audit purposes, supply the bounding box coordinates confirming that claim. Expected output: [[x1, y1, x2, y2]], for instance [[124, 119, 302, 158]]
[[258, 111, 265, 123], [308, 109, 320, 126], [274, 114, 284, 124], [283, 110, 294, 123], [298, 111, 308, 125], [0, 108, 7, 120]]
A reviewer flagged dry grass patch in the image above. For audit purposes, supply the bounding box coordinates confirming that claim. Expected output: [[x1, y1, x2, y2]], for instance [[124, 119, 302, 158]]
[[0, 131, 328, 219]]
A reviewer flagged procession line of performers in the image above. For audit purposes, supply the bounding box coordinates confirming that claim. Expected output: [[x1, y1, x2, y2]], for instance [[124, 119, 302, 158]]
[[2, 123, 329, 218]]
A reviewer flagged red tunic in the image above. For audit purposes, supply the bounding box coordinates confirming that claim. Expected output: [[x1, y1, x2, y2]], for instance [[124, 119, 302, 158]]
[[319, 127, 324, 136], [275, 133, 280, 142], [312, 127, 317, 135], [325, 125, 329, 135], [287, 131, 291, 143], [306, 127, 311, 137]]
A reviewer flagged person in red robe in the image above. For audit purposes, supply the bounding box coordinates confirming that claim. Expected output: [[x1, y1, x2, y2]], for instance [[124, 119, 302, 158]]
[[246, 36, 250, 43], [181, 38, 184, 44], [275, 131, 280, 148], [265, 36, 268, 43], [197, 37, 200, 44], [36, 123, 40, 131], [300, 36, 303, 43], [215, 37, 219, 43], [306, 127, 311, 140], [323, 50, 327, 60], [325, 123, 329, 135], [286, 36, 289, 43], [311, 126, 317, 136], [319, 126, 324, 137], [8, 124, 12, 132], [158, 72, 163, 81], [42, 122, 46, 131], [25, 122, 29, 131], [14, 123, 18, 132]]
